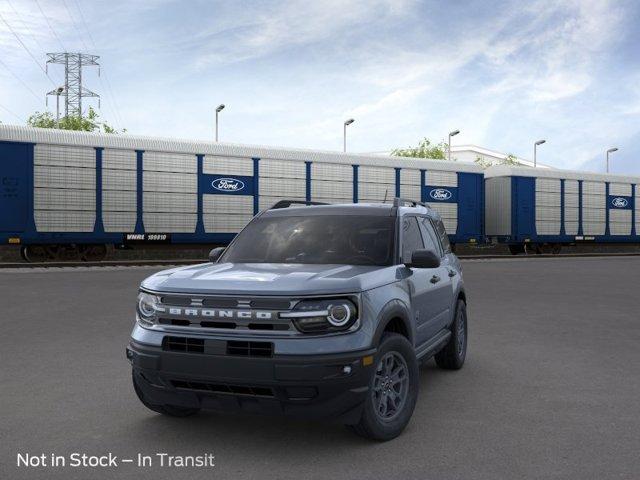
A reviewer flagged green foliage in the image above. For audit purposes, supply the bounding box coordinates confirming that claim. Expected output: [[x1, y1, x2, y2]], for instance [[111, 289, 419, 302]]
[[474, 152, 523, 169], [27, 107, 125, 133], [392, 138, 450, 160]]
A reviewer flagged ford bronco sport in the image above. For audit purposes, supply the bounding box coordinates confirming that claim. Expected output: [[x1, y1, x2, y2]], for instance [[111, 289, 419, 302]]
[[128, 198, 468, 440]]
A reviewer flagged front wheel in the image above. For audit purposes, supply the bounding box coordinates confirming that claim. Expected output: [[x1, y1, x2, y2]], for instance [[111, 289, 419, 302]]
[[434, 299, 467, 370], [348, 333, 419, 441]]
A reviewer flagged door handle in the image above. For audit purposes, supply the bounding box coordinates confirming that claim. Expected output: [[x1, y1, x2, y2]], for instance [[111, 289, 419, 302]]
[[448, 269, 457, 277], [430, 275, 441, 284]]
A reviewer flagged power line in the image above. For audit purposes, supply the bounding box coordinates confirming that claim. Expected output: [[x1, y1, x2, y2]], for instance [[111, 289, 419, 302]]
[[0, 11, 57, 87], [0, 57, 42, 101], [0, 102, 24, 122], [34, 0, 66, 52], [61, 0, 89, 51], [70, 0, 125, 129]]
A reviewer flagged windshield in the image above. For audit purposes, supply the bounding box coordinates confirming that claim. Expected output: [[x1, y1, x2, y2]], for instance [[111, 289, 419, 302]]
[[220, 215, 396, 266]]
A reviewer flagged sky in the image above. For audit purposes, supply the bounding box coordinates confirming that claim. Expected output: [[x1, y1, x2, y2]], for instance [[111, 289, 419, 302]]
[[0, 0, 639, 174]]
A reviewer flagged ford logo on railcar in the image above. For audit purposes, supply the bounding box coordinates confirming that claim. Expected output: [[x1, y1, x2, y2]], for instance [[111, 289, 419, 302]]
[[611, 197, 628, 208], [212, 178, 244, 192], [429, 188, 452, 201]]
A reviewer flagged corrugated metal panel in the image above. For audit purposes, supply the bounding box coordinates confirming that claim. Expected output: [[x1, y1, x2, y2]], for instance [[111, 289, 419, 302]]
[[564, 207, 579, 235], [103, 212, 136, 232], [103, 149, 136, 170], [311, 163, 352, 181], [143, 192, 197, 213], [426, 170, 457, 187], [311, 180, 352, 198], [565, 221, 579, 235], [309, 197, 353, 205], [400, 168, 420, 186], [204, 214, 254, 233], [143, 171, 197, 193], [34, 144, 95, 168], [103, 190, 136, 212], [609, 183, 632, 196], [203, 195, 253, 215], [34, 210, 95, 232], [398, 184, 421, 201], [485, 164, 640, 185], [609, 209, 632, 235], [143, 213, 197, 232], [203, 156, 253, 176], [0, 125, 484, 174], [535, 178, 561, 193], [484, 177, 511, 236], [636, 185, 640, 233], [564, 180, 579, 193], [582, 181, 605, 195], [259, 159, 306, 179], [259, 195, 306, 211], [536, 191, 561, 206], [143, 151, 197, 173], [358, 182, 395, 201], [259, 178, 306, 197], [34, 188, 95, 211], [34, 165, 95, 190], [583, 222, 605, 236], [536, 179, 561, 234], [427, 202, 457, 233], [359, 166, 395, 184], [103, 169, 136, 191]]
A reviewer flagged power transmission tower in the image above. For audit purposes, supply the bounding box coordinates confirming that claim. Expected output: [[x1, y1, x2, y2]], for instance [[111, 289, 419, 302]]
[[46, 53, 100, 118]]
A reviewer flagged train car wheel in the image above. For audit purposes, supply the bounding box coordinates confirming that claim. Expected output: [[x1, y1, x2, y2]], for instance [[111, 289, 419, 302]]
[[551, 243, 562, 255], [80, 244, 107, 262], [508, 244, 524, 255], [22, 245, 49, 263]]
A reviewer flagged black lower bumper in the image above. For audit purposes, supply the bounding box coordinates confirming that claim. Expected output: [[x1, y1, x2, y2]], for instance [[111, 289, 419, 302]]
[[127, 340, 376, 424]]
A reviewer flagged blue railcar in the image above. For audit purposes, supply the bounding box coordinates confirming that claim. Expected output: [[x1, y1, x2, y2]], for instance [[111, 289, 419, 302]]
[[0, 125, 485, 261], [485, 165, 640, 254]]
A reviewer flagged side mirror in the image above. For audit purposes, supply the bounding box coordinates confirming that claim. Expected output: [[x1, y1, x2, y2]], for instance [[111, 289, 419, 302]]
[[406, 249, 440, 269], [208, 247, 225, 263]]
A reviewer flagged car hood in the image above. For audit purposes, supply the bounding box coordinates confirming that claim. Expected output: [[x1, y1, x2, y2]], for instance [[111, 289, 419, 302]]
[[141, 262, 397, 296]]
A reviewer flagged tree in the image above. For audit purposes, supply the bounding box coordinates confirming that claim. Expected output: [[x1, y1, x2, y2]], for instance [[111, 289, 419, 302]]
[[392, 138, 450, 160], [474, 152, 522, 169], [27, 107, 125, 133]]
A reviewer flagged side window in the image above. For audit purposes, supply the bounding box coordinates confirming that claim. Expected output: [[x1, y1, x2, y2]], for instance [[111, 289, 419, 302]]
[[401, 217, 424, 264], [418, 217, 442, 256], [433, 218, 452, 254]]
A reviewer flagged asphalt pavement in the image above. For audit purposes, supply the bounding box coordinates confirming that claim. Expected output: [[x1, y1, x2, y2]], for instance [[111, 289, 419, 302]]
[[1, 257, 639, 480]]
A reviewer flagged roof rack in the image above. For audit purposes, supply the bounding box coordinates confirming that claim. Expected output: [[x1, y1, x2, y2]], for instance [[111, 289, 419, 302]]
[[270, 200, 330, 210], [392, 197, 427, 208]]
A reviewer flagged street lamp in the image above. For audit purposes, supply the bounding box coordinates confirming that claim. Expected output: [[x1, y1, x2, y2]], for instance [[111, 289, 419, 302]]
[[534, 139, 546, 167], [215, 104, 225, 142], [606, 147, 618, 173], [448, 129, 460, 161], [343, 118, 355, 152]]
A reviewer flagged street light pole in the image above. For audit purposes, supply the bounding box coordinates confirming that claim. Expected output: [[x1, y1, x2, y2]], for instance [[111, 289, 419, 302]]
[[448, 129, 460, 161], [606, 147, 618, 173], [215, 104, 225, 142], [343, 118, 354, 152], [534, 139, 546, 167]]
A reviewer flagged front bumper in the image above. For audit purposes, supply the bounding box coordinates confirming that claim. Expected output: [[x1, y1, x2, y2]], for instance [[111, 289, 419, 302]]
[[128, 339, 376, 424]]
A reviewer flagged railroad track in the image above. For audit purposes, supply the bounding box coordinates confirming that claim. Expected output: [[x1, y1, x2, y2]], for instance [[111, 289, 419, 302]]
[[1, 251, 640, 269]]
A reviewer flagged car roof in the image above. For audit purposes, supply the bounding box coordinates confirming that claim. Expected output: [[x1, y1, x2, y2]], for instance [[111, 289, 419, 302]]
[[261, 202, 437, 218]]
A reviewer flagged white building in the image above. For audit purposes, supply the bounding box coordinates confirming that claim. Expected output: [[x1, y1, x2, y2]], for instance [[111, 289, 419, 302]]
[[450, 145, 551, 169]]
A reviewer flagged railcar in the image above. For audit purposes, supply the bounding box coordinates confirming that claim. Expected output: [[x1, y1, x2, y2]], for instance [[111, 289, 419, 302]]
[[0, 125, 484, 261], [485, 165, 640, 254]]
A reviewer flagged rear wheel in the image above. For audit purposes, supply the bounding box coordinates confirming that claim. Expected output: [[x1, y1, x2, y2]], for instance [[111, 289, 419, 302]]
[[348, 333, 419, 441], [132, 372, 200, 417], [434, 299, 467, 370]]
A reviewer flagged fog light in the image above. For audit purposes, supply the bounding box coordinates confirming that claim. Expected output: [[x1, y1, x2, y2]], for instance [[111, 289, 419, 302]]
[[126, 348, 134, 360], [342, 365, 352, 375]]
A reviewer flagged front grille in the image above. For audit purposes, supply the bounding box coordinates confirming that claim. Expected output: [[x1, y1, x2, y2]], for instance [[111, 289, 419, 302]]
[[227, 341, 273, 357], [162, 336, 204, 353], [171, 380, 274, 397]]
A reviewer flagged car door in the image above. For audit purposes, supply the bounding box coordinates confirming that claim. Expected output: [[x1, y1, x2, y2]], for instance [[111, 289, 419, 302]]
[[417, 216, 455, 339], [401, 216, 448, 346]]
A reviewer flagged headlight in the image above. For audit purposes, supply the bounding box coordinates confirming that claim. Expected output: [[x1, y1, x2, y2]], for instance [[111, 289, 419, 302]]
[[281, 298, 358, 333], [136, 291, 160, 326]]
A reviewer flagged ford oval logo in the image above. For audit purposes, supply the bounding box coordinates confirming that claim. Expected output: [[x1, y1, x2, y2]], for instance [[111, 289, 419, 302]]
[[212, 177, 245, 192], [611, 197, 628, 208], [429, 188, 452, 201]]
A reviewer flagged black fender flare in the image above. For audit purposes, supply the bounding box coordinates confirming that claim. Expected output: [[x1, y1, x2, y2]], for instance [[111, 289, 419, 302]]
[[371, 299, 414, 347]]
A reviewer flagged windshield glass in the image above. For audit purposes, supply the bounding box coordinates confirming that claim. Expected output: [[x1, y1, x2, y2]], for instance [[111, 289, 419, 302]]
[[221, 215, 396, 266]]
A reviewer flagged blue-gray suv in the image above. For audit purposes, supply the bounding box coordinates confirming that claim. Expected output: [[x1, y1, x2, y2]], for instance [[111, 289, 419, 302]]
[[127, 198, 468, 440]]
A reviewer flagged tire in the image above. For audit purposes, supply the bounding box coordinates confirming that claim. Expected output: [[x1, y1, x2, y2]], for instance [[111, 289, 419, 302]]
[[132, 371, 200, 418], [435, 299, 468, 370], [348, 333, 419, 441]]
